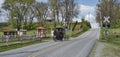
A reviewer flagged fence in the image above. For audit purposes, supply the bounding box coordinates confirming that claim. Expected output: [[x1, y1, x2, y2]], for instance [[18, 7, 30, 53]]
[[0, 35, 48, 46]]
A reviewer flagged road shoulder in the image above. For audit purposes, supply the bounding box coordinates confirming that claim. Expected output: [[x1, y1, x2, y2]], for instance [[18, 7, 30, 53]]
[[89, 41, 120, 57], [89, 41, 106, 57]]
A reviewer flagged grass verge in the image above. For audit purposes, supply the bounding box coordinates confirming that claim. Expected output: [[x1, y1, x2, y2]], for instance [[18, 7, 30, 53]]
[[0, 39, 51, 52], [99, 28, 120, 47], [93, 28, 120, 57], [72, 28, 90, 37], [89, 41, 98, 57], [102, 44, 120, 57]]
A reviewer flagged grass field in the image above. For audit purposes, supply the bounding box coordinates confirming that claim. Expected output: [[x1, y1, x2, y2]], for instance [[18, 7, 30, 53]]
[[100, 28, 120, 47], [97, 28, 120, 57], [0, 40, 47, 52], [0, 37, 54, 52], [0, 32, 3, 35], [102, 43, 120, 57]]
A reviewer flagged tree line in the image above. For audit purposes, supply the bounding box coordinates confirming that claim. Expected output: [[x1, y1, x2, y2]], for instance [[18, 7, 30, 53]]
[[97, 0, 120, 28], [1, 0, 79, 30]]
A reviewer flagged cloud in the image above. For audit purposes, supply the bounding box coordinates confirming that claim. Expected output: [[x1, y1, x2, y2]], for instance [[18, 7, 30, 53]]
[[73, 16, 82, 22], [85, 14, 95, 23], [0, 0, 4, 8], [73, 4, 97, 23], [78, 4, 99, 28], [85, 14, 99, 28], [91, 23, 100, 28], [80, 4, 96, 18], [0, 0, 9, 22]]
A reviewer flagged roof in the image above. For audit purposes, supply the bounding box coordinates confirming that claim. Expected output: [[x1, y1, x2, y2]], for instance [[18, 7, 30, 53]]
[[2, 29, 17, 32], [37, 27, 46, 30], [19, 29, 27, 32]]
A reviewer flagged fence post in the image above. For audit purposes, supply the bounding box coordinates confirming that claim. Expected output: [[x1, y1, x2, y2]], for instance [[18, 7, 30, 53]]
[[6, 35, 9, 47]]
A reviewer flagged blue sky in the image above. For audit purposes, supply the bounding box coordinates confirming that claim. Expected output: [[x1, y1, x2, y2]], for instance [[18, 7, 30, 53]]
[[36, 0, 48, 3], [36, 0, 99, 6], [77, 0, 99, 6]]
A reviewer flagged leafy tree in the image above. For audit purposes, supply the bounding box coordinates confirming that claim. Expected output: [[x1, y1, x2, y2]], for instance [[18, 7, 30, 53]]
[[81, 19, 91, 31], [2, 0, 35, 30]]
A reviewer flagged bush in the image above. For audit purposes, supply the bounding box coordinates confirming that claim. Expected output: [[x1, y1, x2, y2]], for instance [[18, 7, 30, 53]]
[[100, 28, 120, 46]]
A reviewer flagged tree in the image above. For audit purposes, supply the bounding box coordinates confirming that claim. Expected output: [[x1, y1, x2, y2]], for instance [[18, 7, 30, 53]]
[[48, 0, 79, 28], [23, 5, 36, 29], [81, 19, 91, 31], [48, 0, 59, 28], [63, 0, 79, 29], [97, 0, 120, 28], [34, 2, 49, 27], [3, 0, 35, 30]]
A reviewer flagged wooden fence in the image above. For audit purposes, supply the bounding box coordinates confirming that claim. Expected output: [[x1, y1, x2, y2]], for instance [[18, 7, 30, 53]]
[[0, 35, 49, 46]]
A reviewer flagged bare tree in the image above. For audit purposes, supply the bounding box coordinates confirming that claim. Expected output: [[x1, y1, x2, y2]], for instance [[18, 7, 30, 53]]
[[34, 2, 49, 26], [24, 5, 36, 29], [97, 0, 120, 27], [48, 0, 79, 28]]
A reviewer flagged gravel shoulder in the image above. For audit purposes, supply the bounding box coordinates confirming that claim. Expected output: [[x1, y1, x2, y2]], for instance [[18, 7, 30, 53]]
[[89, 42, 106, 57], [89, 41, 120, 57]]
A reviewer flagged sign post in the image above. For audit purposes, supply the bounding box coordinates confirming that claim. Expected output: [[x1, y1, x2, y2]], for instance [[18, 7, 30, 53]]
[[103, 16, 110, 39]]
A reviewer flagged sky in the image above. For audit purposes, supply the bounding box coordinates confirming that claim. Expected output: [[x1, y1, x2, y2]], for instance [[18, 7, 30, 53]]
[[77, 0, 99, 28], [0, 0, 4, 8], [77, 0, 98, 6], [75, 0, 99, 28]]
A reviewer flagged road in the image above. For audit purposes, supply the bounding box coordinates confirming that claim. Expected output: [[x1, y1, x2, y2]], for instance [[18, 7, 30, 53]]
[[0, 29, 100, 57]]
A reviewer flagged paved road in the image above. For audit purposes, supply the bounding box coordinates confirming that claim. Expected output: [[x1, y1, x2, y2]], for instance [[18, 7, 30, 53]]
[[0, 29, 100, 57]]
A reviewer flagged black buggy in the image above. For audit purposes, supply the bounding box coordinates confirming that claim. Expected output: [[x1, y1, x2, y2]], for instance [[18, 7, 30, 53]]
[[53, 27, 66, 41]]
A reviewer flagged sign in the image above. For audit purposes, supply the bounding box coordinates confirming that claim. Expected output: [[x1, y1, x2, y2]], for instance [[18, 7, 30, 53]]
[[103, 16, 110, 39], [103, 16, 110, 23]]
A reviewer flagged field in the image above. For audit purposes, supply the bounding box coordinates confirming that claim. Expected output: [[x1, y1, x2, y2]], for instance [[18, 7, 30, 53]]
[[95, 28, 120, 57], [100, 28, 120, 47]]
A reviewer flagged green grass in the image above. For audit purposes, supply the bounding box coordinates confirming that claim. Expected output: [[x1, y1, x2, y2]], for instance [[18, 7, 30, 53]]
[[0, 32, 3, 35], [95, 28, 120, 57], [89, 42, 98, 57], [72, 30, 83, 37], [99, 28, 120, 47], [102, 44, 120, 57], [0, 39, 51, 52], [27, 30, 36, 35], [72, 28, 90, 37]]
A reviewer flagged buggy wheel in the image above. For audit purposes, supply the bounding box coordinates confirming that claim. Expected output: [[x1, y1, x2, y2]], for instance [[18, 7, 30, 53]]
[[53, 36, 57, 41]]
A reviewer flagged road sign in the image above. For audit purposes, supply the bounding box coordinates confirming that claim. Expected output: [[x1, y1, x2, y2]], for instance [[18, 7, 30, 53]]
[[103, 16, 110, 39], [103, 16, 110, 23]]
